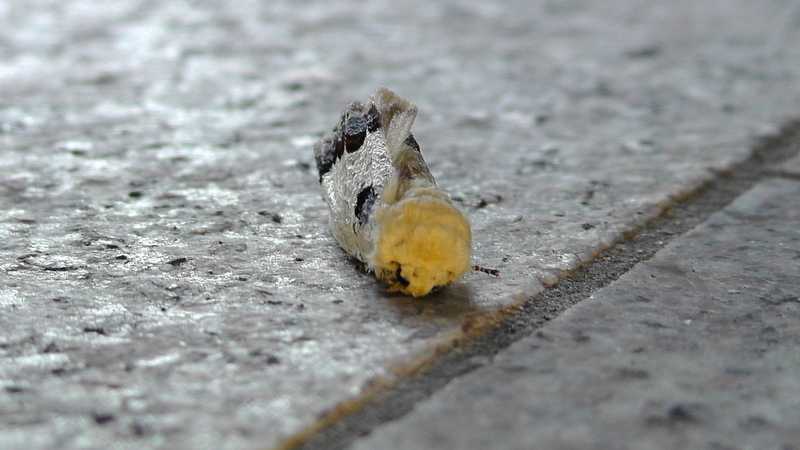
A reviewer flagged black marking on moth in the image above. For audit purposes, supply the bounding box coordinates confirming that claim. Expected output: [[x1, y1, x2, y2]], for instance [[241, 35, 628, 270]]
[[355, 185, 377, 226], [366, 104, 380, 132], [395, 265, 410, 287], [344, 115, 367, 153], [314, 135, 345, 182], [375, 264, 410, 289], [313, 100, 382, 182], [404, 134, 421, 152]]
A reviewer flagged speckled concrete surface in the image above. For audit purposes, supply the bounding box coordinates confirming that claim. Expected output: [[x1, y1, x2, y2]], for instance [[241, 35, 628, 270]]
[[352, 179, 800, 450], [1, 1, 800, 449], [778, 154, 800, 175]]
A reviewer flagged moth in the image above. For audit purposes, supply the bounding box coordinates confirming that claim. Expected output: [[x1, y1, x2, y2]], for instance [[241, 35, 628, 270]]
[[313, 88, 471, 297]]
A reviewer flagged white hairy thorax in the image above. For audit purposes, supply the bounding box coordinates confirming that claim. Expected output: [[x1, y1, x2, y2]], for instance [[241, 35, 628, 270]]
[[313, 88, 471, 297]]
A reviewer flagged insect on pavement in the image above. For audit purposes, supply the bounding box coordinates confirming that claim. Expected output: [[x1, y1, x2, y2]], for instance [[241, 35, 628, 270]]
[[313, 88, 472, 297]]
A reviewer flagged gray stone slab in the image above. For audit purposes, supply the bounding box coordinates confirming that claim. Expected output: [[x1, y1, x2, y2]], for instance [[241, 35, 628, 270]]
[[352, 178, 800, 450], [778, 154, 800, 175], [1, 1, 800, 449]]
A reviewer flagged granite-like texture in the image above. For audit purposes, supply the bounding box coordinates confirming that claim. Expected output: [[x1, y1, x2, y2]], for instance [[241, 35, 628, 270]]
[[1, 1, 800, 449], [778, 154, 800, 175], [352, 178, 800, 450]]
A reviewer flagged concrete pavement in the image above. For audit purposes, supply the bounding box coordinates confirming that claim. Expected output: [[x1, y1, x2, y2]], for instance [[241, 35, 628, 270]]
[[353, 178, 800, 450], [1, 1, 800, 449], [778, 155, 800, 175]]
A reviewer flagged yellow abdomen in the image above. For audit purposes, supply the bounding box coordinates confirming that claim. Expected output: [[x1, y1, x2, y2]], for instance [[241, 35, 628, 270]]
[[373, 193, 471, 297]]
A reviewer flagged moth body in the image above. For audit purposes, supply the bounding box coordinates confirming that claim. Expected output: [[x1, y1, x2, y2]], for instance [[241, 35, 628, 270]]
[[314, 88, 471, 297]]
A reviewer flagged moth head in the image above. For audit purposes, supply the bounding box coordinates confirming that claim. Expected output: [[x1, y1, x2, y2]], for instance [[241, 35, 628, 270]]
[[371, 87, 418, 154]]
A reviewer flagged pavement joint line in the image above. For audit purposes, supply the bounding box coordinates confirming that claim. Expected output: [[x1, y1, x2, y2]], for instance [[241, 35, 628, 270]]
[[271, 119, 800, 450], [767, 170, 800, 181]]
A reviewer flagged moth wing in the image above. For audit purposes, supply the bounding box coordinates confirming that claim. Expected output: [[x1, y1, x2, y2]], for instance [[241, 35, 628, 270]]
[[371, 88, 418, 154]]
